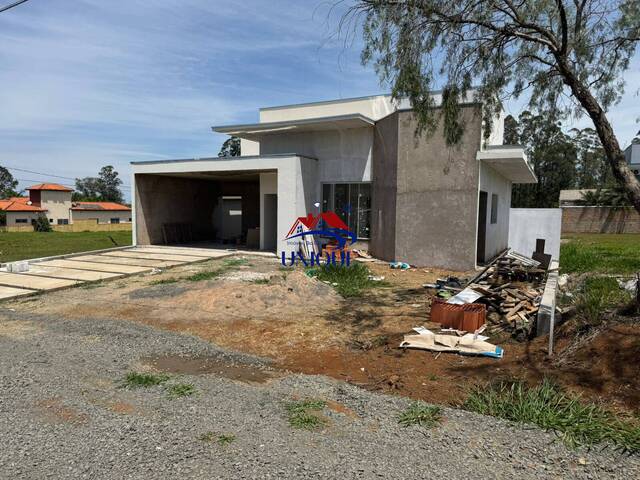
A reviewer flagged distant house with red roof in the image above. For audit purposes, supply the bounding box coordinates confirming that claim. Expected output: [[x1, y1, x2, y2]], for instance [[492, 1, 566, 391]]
[[0, 183, 131, 227]]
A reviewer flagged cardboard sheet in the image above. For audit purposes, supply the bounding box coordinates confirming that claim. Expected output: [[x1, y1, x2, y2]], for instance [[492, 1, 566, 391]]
[[400, 333, 503, 358]]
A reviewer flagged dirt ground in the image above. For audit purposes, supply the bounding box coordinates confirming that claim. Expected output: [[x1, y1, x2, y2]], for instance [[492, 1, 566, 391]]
[[12, 254, 640, 414]]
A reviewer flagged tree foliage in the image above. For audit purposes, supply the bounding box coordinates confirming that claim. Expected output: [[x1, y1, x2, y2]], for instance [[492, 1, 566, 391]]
[[0, 165, 19, 198], [218, 136, 241, 157], [74, 166, 123, 203], [350, 0, 640, 211], [507, 111, 617, 207], [33, 214, 52, 232]]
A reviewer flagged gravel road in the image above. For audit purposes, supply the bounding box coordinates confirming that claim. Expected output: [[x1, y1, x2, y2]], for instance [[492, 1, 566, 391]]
[[0, 307, 638, 479]]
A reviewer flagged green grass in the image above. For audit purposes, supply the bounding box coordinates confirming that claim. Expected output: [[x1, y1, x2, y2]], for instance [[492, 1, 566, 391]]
[[186, 257, 248, 282], [251, 278, 270, 285], [306, 263, 390, 297], [0, 230, 132, 263], [186, 270, 226, 282], [561, 234, 640, 274], [575, 276, 631, 324], [285, 399, 327, 430], [216, 434, 236, 446], [122, 372, 169, 389], [198, 432, 236, 446], [166, 383, 196, 398], [149, 277, 178, 286], [398, 403, 442, 428], [464, 379, 640, 452]]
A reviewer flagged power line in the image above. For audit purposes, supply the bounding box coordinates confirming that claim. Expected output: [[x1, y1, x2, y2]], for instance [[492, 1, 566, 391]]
[[0, 0, 30, 14], [6, 165, 131, 189]]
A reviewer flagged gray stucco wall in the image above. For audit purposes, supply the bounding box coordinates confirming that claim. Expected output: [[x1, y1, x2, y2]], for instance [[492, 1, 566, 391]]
[[258, 128, 372, 183], [479, 162, 512, 261], [393, 106, 482, 270], [370, 111, 398, 261], [134, 174, 219, 244]]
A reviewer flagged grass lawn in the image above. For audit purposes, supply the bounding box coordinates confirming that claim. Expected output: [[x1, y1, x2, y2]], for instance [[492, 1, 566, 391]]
[[0, 231, 132, 263], [560, 233, 640, 274]]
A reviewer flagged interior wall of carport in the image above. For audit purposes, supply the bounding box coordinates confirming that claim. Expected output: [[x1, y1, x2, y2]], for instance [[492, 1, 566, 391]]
[[134, 174, 219, 244], [478, 162, 512, 261]]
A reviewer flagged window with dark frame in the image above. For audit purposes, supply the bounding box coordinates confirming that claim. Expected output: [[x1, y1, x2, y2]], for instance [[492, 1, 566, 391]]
[[490, 193, 498, 224], [15, 218, 28, 224], [57, 219, 69, 225], [321, 183, 371, 239], [110, 218, 120, 224]]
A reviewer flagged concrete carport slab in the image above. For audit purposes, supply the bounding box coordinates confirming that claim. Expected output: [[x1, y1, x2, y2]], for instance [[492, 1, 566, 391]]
[[131, 247, 219, 258], [0, 285, 38, 299], [71, 254, 184, 269], [20, 265, 123, 282], [0, 272, 79, 290], [102, 251, 208, 262], [37, 259, 152, 274]]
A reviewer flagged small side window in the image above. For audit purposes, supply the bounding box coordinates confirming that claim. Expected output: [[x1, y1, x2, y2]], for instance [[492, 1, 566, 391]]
[[110, 218, 120, 224], [490, 194, 498, 224]]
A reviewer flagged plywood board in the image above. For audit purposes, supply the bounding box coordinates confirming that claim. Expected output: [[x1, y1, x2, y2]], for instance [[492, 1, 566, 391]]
[[0, 285, 37, 299], [72, 255, 183, 268], [0, 272, 79, 290], [22, 266, 122, 282], [103, 251, 207, 262], [38, 260, 151, 274]]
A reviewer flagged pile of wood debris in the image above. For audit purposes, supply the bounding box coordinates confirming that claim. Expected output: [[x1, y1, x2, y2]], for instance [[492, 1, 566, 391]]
[[426, 250, 550, 341], [468, 252, 547, 340]]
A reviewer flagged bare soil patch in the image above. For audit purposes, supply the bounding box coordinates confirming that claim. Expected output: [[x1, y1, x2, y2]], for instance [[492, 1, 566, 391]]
[[16, 254, 640, 413]]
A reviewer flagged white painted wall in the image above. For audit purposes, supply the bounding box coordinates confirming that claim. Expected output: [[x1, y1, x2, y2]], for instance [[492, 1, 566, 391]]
[[40, 190, 72, 223], [258, 127, 372, 183], [72, 210, 132, 224], [259, 172, 277, 249], [241, 138, 260, 156], [5, 211, 41, 226], [508, 208, 562, 260], [478, 162, 512, 261]]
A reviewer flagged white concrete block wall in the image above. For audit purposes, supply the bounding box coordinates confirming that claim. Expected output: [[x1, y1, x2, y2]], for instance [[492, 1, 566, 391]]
[[508, 208, 562, 260], [478, 162, 512, 261]]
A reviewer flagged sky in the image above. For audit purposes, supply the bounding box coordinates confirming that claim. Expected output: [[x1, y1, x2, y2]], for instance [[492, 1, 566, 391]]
[[1, 0, 639, 202]]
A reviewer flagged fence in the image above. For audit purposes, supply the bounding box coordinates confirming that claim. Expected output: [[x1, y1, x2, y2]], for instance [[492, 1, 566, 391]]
[[0, 220, 132, 233], [561, 206, 640, 234]]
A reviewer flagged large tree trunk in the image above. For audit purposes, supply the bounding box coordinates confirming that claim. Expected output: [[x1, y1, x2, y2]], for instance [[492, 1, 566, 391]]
[[557, 59, 640, 214]]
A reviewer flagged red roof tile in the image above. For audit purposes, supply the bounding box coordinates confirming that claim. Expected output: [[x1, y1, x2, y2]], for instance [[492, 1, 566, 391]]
[[71, 201, 131, 211], [27, 183, 73, 192], [0, 199, 46, 212]]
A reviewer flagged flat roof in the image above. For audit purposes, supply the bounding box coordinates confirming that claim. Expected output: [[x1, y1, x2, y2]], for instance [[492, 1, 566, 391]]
[[212, 113, 376, 141], [259, 93, 394, 112], [130, 153, 317, 166]]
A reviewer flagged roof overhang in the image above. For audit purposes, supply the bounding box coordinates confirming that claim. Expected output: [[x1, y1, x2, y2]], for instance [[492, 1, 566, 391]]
[[212, 113, 375, 141], [477, 146, 537, 184]]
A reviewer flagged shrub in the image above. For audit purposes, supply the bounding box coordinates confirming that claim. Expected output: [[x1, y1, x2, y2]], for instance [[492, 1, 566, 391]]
[[33, 214, 52, 232]]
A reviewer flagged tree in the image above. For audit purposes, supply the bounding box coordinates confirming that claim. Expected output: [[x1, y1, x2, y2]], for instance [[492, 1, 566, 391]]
[[0, 166, 19, 198], [96, 166, 124, 203], [218, 136, 241, 157], [74, 165, 123, 203], [350, 1, 640, 213], [569, 127, 615, 188], [509, 111, 577, 207], [503, 115, 519, 145]]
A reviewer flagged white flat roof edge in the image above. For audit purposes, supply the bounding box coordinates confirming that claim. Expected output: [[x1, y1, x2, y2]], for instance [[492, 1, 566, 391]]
[[130, 153, 317, 166], [212, 113, 375, 134]]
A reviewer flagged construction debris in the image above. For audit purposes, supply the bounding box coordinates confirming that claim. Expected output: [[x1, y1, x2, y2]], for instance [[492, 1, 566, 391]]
[[390, 261, 411, 270], [424, 249, 548, 341], [400, 327, 503, 358]]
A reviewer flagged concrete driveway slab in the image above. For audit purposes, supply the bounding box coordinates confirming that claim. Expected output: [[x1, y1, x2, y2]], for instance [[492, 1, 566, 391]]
[[37, 259, 152, 274], [0, 285, 37, 299], [0, 272, 79, 290], [132, 247, 219, 258], [103, 251, 208, 262], [22, 266, 123, 282], [72, 254, 184, 268]]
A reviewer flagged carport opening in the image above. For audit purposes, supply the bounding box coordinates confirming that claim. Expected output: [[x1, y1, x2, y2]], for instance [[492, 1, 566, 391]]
[[135, 171, 271, 249]]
